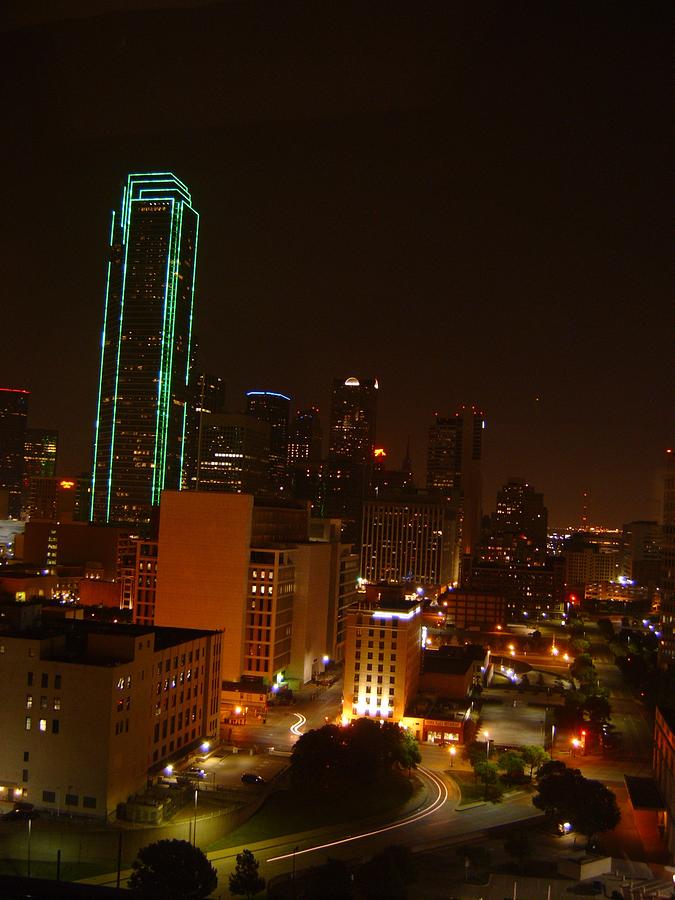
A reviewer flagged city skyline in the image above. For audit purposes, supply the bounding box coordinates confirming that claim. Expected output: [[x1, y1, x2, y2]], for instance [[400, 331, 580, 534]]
[[1, 2, 670, 527]]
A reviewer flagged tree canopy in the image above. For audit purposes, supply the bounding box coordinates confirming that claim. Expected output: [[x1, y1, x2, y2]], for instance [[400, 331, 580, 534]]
[[228, 849, 265, 899], [291, 719, 421, 788], [128, 839, 217, 900], [533, 763, 620, 841]]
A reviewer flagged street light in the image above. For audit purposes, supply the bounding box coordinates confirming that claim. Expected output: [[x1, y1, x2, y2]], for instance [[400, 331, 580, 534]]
[[484, 730, 490, 759], [449, 746, 456, 767], [192, 787, 198, 847]]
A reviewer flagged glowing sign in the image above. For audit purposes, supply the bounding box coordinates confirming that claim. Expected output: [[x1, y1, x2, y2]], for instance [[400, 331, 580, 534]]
[[374, 448, 387, 458], [59, 480, 75, 490]]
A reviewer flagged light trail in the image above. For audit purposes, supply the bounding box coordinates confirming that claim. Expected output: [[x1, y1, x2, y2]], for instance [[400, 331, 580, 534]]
[[289, 713, 306, 737], [266, 765, 448, 863]]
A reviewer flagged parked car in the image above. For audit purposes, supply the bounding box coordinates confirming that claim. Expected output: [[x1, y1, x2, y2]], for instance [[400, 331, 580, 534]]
[[241, 773, 265, 785]]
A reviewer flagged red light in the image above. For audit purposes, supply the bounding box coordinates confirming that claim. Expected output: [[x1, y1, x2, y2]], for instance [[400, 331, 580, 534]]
[[0, 387, 29, 394], [373, 448, 387, 458], [581, 730, 586, 735]]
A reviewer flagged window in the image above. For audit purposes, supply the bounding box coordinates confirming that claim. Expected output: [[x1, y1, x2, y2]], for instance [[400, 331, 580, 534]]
[[54, 674, 61, 689], [41, 674, 48, 688], [83, 796, 97, 809], [391, 642, 397, 650], [377, 676, 383, 684], [42, 790, 56, 803], [65, 793, 78, 806], [27, 672, 33, 686], [23, 751, 29, 762], [389, 687, 395, 696], [39, 719, 47, 732], [52, 719, 59, 734], [25, 716, 31, 731], [40, 696, 48, 710], [367, 641, 373, 648], [53, 698, 61, 710], [26, 695, 33, 709]]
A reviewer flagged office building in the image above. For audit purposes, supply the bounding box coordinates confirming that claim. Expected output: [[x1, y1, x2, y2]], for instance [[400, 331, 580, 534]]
[[183, 372, 225, 490], [23, 428, 58, 478], [481, 478, 548, 564], [154, 492, 355, 685], [462, 556, 566, 619], [426, 405, 484, 557], [91, 173, 199, 526], [287, 407, 322, 464], [23, 476, 84, 523], [438, 589, 506, 629], [360, 494, 457, 587], [196, 413, 270, 494], [326, 376, 378, 544], [653, 707, 675, 861], [0, 387, 29, 518], [0, 616, 221, 819], [622, 520, 661, 589], [342, 588, 422, 724], [245, 391, 291, 495]]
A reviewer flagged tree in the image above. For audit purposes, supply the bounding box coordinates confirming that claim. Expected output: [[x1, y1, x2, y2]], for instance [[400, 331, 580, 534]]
[[474, 761, 499, 799], [463, 740, 487, 768], [129, 839, 217, 900], [520, 745, 549, 779], [397, 729, 422, 774], [533, 765, 621, 843], [229, 849, 265, 899], [498, 750, 525, 780]]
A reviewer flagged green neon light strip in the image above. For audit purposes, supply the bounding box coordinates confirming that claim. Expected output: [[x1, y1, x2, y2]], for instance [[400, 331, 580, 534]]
[[90, 208, 115, 519], [180, 207, 200, 490], [159, 202, 183, 494], [107, 202, 132, 521], [151, 198, 176, 503]]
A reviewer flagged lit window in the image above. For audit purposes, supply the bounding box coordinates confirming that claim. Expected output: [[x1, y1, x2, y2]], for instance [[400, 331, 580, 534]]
[[26, 695, 33, 709], [53, 698, 61, 711], [39, 719, 47, 732], [25, 716, 32, 731]]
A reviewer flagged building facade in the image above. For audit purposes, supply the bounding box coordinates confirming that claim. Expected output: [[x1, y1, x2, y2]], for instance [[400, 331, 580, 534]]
[[326, 376, 379, 544], [196, 413, 270, 495], [360, 495, 457, 587], [246, 391, 291, 495], [653, 707, 675, 861], [342, 592, 422, 724], [0, 387, 29, 519], [0, 620, 221, 820], [182, 372, 226, 490], [91, 173, 199, 526]]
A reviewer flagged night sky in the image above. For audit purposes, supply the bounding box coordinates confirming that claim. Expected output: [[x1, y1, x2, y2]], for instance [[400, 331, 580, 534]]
[[2, 1, 670, 526]]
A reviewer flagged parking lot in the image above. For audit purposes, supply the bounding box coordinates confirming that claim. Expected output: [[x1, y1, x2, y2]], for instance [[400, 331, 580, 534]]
[[478, 700, 549, 749]]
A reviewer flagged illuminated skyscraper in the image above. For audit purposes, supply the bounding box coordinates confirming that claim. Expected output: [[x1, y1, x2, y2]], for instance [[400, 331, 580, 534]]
[[246, 390, 291, 495], [0, 387, 29, 518], [183, 372, 226, 489], [326, 377, 378, 544], [91, 173, 199, 525], [426, 405, 484, 557], [24, 428, 58, 478]]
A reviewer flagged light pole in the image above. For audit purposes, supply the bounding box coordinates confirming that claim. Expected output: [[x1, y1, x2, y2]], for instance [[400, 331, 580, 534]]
[[27, 817, 32, 878], [449, 746, 456, 767], [484, 730, 490, 759], [192, 788, 198, 847]]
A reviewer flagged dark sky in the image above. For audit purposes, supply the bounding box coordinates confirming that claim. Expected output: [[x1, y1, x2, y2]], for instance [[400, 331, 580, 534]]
[[2, 1, 670, 526]]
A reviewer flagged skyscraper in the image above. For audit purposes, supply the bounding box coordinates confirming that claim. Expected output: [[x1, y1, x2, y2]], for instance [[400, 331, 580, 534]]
[[91, 173, 199, 525], [426, 405, 484, 557], [195, 413, 270, 495], [183, 372, 225, 490], [287, 407, 323, 464], [481, 477, 548, 564], [245, 390, 291, 495], [23, 428, 58, 478], [0, 388, 29, 518], [326, 377, 378, 544]]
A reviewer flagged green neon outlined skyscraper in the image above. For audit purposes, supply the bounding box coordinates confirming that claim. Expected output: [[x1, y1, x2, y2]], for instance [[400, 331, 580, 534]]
[[91, 173, 199, 525]]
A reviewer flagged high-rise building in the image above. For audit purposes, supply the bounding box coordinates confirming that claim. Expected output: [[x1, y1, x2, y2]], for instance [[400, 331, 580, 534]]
[[91, 173, 199, 526], [361, 494, 458, 587], [481, 477, 548, 564], [287, 407, 323, 464], [326, 377, 378, 544], [183, 372, 225, 490], [0, 388, 29, 518], [24, 428, 58, 478], [426, 405, 484, 557], [196, 413, 270, 495], [245, 391, 291, 495]]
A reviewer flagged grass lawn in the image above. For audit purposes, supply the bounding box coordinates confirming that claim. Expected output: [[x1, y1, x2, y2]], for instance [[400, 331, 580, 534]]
[[450, 770, 503, 805], [0, 858, 112, 881], [209, 773, 420, 851]]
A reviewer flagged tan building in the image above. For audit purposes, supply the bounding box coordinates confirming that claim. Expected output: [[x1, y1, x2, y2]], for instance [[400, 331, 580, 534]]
[[342, 592, 422, 723], [154, 492, 356, 686], [0, 618, 221, 820], [654, 707, 675, 861]]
